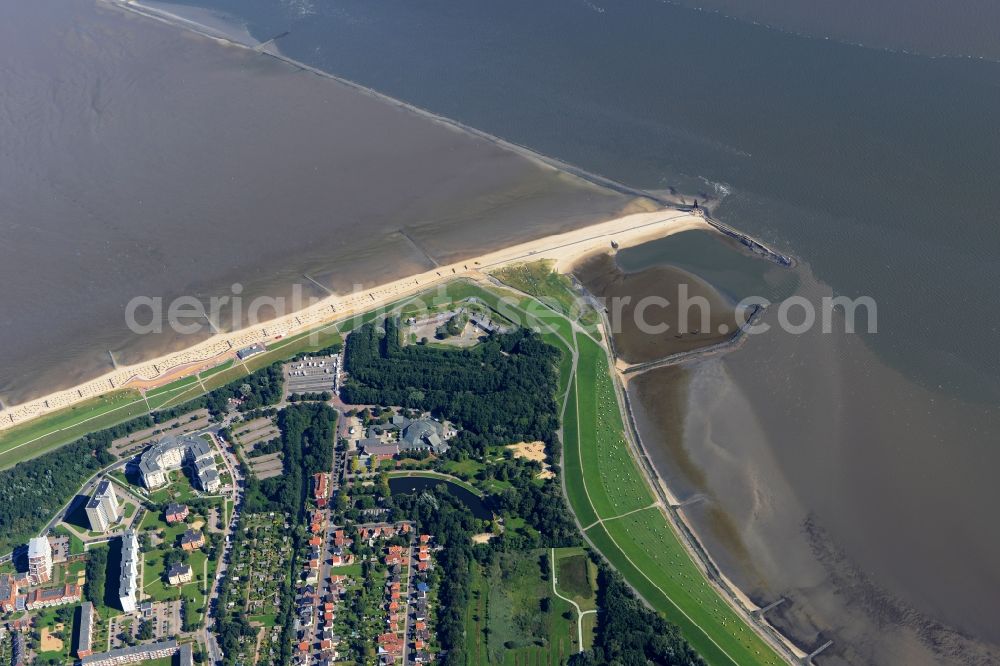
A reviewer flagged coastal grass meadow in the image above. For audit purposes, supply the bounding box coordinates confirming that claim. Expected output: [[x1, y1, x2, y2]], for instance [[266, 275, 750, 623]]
[[491, 259, 602, 334]]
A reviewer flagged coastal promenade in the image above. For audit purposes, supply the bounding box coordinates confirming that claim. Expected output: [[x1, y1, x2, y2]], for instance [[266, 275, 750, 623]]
[[0, 210, 709, 436]]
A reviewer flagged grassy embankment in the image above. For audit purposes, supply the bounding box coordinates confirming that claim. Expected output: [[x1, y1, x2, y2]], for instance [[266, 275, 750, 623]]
[[566, 330, 785, 665], [466, 277, 785, 665], [0, 314, 345, 469]]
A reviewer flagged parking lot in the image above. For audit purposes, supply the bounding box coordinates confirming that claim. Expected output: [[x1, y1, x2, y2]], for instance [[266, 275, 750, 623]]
[[108, 600, 180, 648], [284, 353, 341, 395]]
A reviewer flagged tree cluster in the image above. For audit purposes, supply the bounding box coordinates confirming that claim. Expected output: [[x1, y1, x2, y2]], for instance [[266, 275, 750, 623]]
[[342, 318, 561, 448], [84, 546, 108, 608], [392, 487, 481, 666], [0, 425, 118, 552], [155, 362, 284, 420], [243, 402, 336, 517], [569, 565, 705, 666]]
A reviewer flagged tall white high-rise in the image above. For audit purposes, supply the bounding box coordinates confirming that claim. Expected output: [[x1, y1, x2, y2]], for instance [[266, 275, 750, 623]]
[[85, 480, 121, 533], [27, 537, 52, 584], [118, 531, 139, 613]]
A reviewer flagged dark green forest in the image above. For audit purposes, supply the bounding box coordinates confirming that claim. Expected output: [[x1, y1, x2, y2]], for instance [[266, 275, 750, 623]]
[[242, 402, 336, 517], [342, 318, 561, 447]]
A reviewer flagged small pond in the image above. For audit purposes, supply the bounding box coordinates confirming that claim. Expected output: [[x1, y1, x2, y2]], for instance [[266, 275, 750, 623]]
[[388, 476, 492, 520]]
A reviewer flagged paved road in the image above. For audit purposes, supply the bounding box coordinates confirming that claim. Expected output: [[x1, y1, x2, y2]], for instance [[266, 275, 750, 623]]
[[201, 423, 243, 666]]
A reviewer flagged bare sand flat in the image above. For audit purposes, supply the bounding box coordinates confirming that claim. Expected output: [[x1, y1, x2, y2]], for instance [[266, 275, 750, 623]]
[[507, 441, 556, 479], [40, 625, 64, 652]]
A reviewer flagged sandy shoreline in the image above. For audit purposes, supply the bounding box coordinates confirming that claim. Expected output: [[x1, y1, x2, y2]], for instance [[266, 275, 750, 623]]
[[0, 209, 711, 431]]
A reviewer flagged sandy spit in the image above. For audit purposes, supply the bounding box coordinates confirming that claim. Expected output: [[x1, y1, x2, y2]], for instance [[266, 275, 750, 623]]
[[0, 209, 711, 430]]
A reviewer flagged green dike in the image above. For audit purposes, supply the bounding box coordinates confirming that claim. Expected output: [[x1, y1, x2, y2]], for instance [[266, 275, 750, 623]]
[[0, 389, 148, 469], [574, 332, 652, 516], [528, 278, 785, 665], [602, 508, 783, 665], [144, 375, 199, 399], [584, 522, 738, 666], [561, 377, 597, 528], [145, 376, 204, 411], [198, 358, 234, 379]]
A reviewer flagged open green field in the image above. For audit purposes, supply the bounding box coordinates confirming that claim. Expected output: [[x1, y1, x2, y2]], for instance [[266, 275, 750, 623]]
[[464, 561, 489, 666], [482, 550, 579, 665], [140, 502, 215, 627], [553, 547, 598, 613]]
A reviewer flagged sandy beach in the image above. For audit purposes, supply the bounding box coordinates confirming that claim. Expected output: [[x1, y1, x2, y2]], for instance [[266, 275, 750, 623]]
[[0, 208, 711, 431]]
